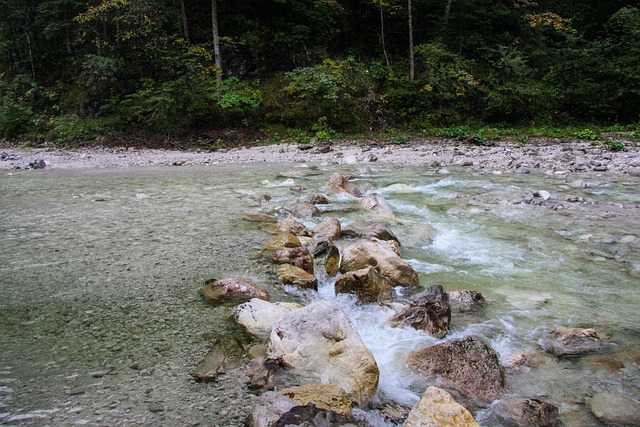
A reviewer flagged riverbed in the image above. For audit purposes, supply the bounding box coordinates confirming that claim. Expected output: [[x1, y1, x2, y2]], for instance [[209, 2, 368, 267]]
[[1, 159, 639, 426]]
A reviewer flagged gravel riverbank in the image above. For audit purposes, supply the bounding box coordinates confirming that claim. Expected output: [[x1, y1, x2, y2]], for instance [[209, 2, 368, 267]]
[[2, 138, 640, 175]]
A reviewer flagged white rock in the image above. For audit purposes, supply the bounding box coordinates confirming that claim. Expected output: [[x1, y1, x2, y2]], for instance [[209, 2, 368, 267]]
[[234, 299, 302, 339]]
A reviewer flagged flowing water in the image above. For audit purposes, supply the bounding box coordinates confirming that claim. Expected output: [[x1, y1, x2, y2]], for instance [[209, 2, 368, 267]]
[[1, 163, 639, 426]]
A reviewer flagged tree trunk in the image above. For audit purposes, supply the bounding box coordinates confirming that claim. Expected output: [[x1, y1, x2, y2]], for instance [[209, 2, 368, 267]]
[[408, 0, 414, 81], [211, 0, 222, 98], [179, 0, 189, 41], [379, 3, 390, 67]]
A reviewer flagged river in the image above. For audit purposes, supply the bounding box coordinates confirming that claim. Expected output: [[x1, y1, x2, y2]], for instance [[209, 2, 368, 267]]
[[1, 163, 639, 426]]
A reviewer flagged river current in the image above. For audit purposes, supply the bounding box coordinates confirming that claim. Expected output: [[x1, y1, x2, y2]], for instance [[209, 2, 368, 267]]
[[1, 163, 639, 426]]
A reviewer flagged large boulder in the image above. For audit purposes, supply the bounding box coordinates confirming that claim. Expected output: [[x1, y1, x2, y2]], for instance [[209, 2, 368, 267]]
[[484, 397, 562, 427], [590, 392, 640, 426], [390, 285, 451, 338], [404, 386, 480, 427], [540, 325, 602, 357], [405, 336, 505, 407], [314, 240, 341, 278], [234, 298, 303, 339], [276, 264, 318, 290], [313, 217, 342, 242], [341, 221, 400, 244], [266, 300, 380, 407], [326, 172, 362, 197], [272, 246, 315, 274], [359, 193, 395, 218], [202, 278, 269, 306], [334, 266, 393, 304], [340, 238, 419, 287]]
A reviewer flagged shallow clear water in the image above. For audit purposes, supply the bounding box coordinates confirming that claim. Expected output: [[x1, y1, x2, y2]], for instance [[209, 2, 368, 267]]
[[1, 163, 639, 426]]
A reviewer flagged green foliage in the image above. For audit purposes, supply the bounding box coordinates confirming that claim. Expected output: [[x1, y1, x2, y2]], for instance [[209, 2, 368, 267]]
[[436, 125, 491, 146], [606, 139, 625, 151], [216, 77, 261, 112], [281, 57, 372, 130], [0, 75, 35, 138], [46, 114, 98, 145], [574, 129, 598, 140], [381, 43, 478, 126]]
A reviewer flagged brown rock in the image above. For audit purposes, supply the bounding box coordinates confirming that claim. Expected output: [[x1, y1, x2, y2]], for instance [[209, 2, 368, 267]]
[[404, 386, 480, 427], [390, 285, 451, 338], [264, 233, 302, 250], [335, 266, 393, 303], [202, 278, 269, 306], [272, 246, 315, 274], [276, 264, 318, 290], [540, 325, 602, 357], [340, 238, 419, 287], [307, 194, 330, 204], [192, 337, 243, 381], [406, 336, 505, 407], [360, 193, 395, 218], [314, 240, 341, 277], [313, 217, 342, 242], [275, 218, 312, 236], [287, 201, 320, 218], [280, 384, 353, 419], [341, 221, 400, 243], [490, 398, 562, 427], [327, 172, 362, 197]]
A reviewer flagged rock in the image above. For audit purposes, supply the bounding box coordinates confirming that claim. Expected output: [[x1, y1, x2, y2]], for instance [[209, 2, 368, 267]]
[[272, 246, 315, 274], [276, 264, 318, 290], [246, 391, 297, 427], [488, 398, 562, 427], [234, 298, 303, 339], [266, 300, 380, 407], [590, 392, 640, 426], [449, 290, 485, 312], [390, 285, 451, 338], [276, 218, 312, 237], [244, 213, 278, 224], [245, 357, 274, 391], [396, 222, 436, 248], [340, 238, 419, 287], [326, 172, 362, 197], [29, 159, 46, 169], [535, 190, 551, 200], [404, 386, 480, 427], [334, 266, 393, 304], [287, 202, 320, 218], [280, 384, 353, 419], [248, 344, 268, 359], [275, 404, 354, 426], [406, 336, 505, 406], [314, 240, 341, 277], [264, 233, 302, 250], [313, 217, 342, 242], [540, 325, 602, 357], [192, 337, 243, 381], [341, 221, 400, 244], [307, 194, 330, 205], [202, 278, 269, 306], [515, 167, 531, 174], [359, 193, 395, 218]]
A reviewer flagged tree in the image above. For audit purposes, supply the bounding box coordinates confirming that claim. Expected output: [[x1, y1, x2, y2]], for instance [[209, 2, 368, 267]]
[[211, 0, 222, 95], [408, 0, 414, 80]]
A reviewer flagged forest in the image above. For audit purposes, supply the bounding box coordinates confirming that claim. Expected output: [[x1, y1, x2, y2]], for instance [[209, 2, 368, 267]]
[[0, 0, 639, 145]]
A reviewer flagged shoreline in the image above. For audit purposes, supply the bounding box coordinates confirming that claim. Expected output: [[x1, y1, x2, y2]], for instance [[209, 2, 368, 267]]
[[2, 138, 640, 176]]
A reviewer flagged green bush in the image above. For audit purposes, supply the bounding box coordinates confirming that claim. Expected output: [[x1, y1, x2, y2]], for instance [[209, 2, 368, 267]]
[[606, 139, 625, 151], [0, 96, 34, 138], [46, 114, 98, 145]]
